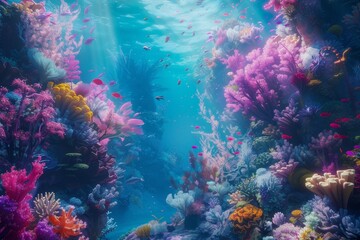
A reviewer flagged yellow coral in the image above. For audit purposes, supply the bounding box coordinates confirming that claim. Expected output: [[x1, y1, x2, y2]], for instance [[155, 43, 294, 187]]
[[134, 224, 151, 238], [49, 83, 93, 122], [299, 227, 323, 240], [229, 204, 263, 232]]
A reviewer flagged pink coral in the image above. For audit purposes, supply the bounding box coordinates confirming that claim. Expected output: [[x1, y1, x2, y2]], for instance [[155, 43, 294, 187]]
[[1, 157, 44, 202], [224, 35, 304, 122], [0, 79, 64, 165], [264, 0, 297, 12], [270, 159, 299, 179]]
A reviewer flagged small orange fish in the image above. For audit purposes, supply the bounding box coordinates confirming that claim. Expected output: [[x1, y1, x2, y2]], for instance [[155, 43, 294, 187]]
[[92, 78, 104, 85], [112, 92, 122, 99]]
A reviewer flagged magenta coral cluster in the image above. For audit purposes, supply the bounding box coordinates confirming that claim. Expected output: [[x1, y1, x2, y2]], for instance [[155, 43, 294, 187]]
[[224, 35, 303, 122], [0, 79, 64, 167], [0, 158, 43, 239]]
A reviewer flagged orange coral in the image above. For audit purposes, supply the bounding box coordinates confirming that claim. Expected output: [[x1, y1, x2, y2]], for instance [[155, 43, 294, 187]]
[[48, 207, 86, 239], [228, 204, 263, 232]]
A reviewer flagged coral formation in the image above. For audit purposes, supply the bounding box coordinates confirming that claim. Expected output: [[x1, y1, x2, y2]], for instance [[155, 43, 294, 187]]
[[228, 204, 263, 232]]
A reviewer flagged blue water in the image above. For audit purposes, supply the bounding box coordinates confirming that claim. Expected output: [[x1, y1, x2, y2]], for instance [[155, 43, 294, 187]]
[[2, 0, 360, 239]]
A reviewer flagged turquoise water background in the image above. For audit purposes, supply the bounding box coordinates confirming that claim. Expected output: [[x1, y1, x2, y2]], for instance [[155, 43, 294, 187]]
[[6, 0, 273, 236]]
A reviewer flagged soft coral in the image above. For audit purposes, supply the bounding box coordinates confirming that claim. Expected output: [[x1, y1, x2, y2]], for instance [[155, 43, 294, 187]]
[[48, 207, 86, 239]]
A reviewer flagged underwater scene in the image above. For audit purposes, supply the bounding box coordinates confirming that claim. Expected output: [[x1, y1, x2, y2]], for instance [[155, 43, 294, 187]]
[[1, 0, 360, 239]]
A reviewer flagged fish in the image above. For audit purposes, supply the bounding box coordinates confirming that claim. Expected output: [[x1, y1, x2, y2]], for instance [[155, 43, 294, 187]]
[[112, 92, 123, 99], [177, 79, 181, 85], [83, 18, 91, 23], [330, 123, 341, 129], [236, 131, 242, 135], [72, 163, 89, 169], [227, 137, 234, 141], [340, 98, 350, 103], [356, 114, 360, 119], [328, 24, 343, 36], [65, 152, 82, 157], [334, 134, 348, 139], [198, 152, 203, 156], [346, 151, 355, 157], [36, 12, 52, 21], [233, 151, 240, 155], [68, 34, 78, 40], [223, 12, 229, 16], [240, 15, 246, 19], [333, 72, 343, 79], [179, 19, 185, 23], [92, 78, 104, 85], [84, 38, 95, 45], [89, 26, 96, 34], [237, 141, 243, 145], [165, 36, 170, 43], [307, 79, 322, 86], [187, 25, 192, 29], [191, 145, 198, 149], [109, 80, 116, 86], [320, 112, 331, 117], [126, 177, 144, 184], [143, 17, 148, 21], [334, 47, 351, 65], [155, 96, 164, 100], [197, 80, 201, 84], [143, 45, 151, 51], [194, 126, 200, 129], [192, 31, 196, 36], [97, 72, 105, 78], [339, 118, 351, 123], [84, 5, 90, 14], [281, 134, 293, 140]]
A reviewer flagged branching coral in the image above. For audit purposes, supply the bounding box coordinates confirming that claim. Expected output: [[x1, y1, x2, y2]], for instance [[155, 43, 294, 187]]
[[166, 191, 195, 216], [224, 35, 303, 123], [48, 207, 86, 239], [228, 204, 263, 232], [88, 184, 119, 212], [305, 169, 355, 209], [0, 79, 64, 166], [269, 159, 299, 179], [33, 192, 60, 219], [0, 158, 44, 239]]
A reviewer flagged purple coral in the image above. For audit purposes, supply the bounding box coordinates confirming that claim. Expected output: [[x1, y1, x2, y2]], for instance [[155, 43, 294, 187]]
[[264, 0, 297, 12], [309, 130, 342, 168], [269, 159, 299, 179], [224, 35, 303, 123], [88, 184, 119, 212], [273, 223, 301, 240], [272, 212, 287, 226], [34, 220, 60, 240], [273, 100, 300, 139]]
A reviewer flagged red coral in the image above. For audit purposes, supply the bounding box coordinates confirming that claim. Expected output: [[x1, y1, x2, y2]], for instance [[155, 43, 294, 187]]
[[48, 207, 86, 239]]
